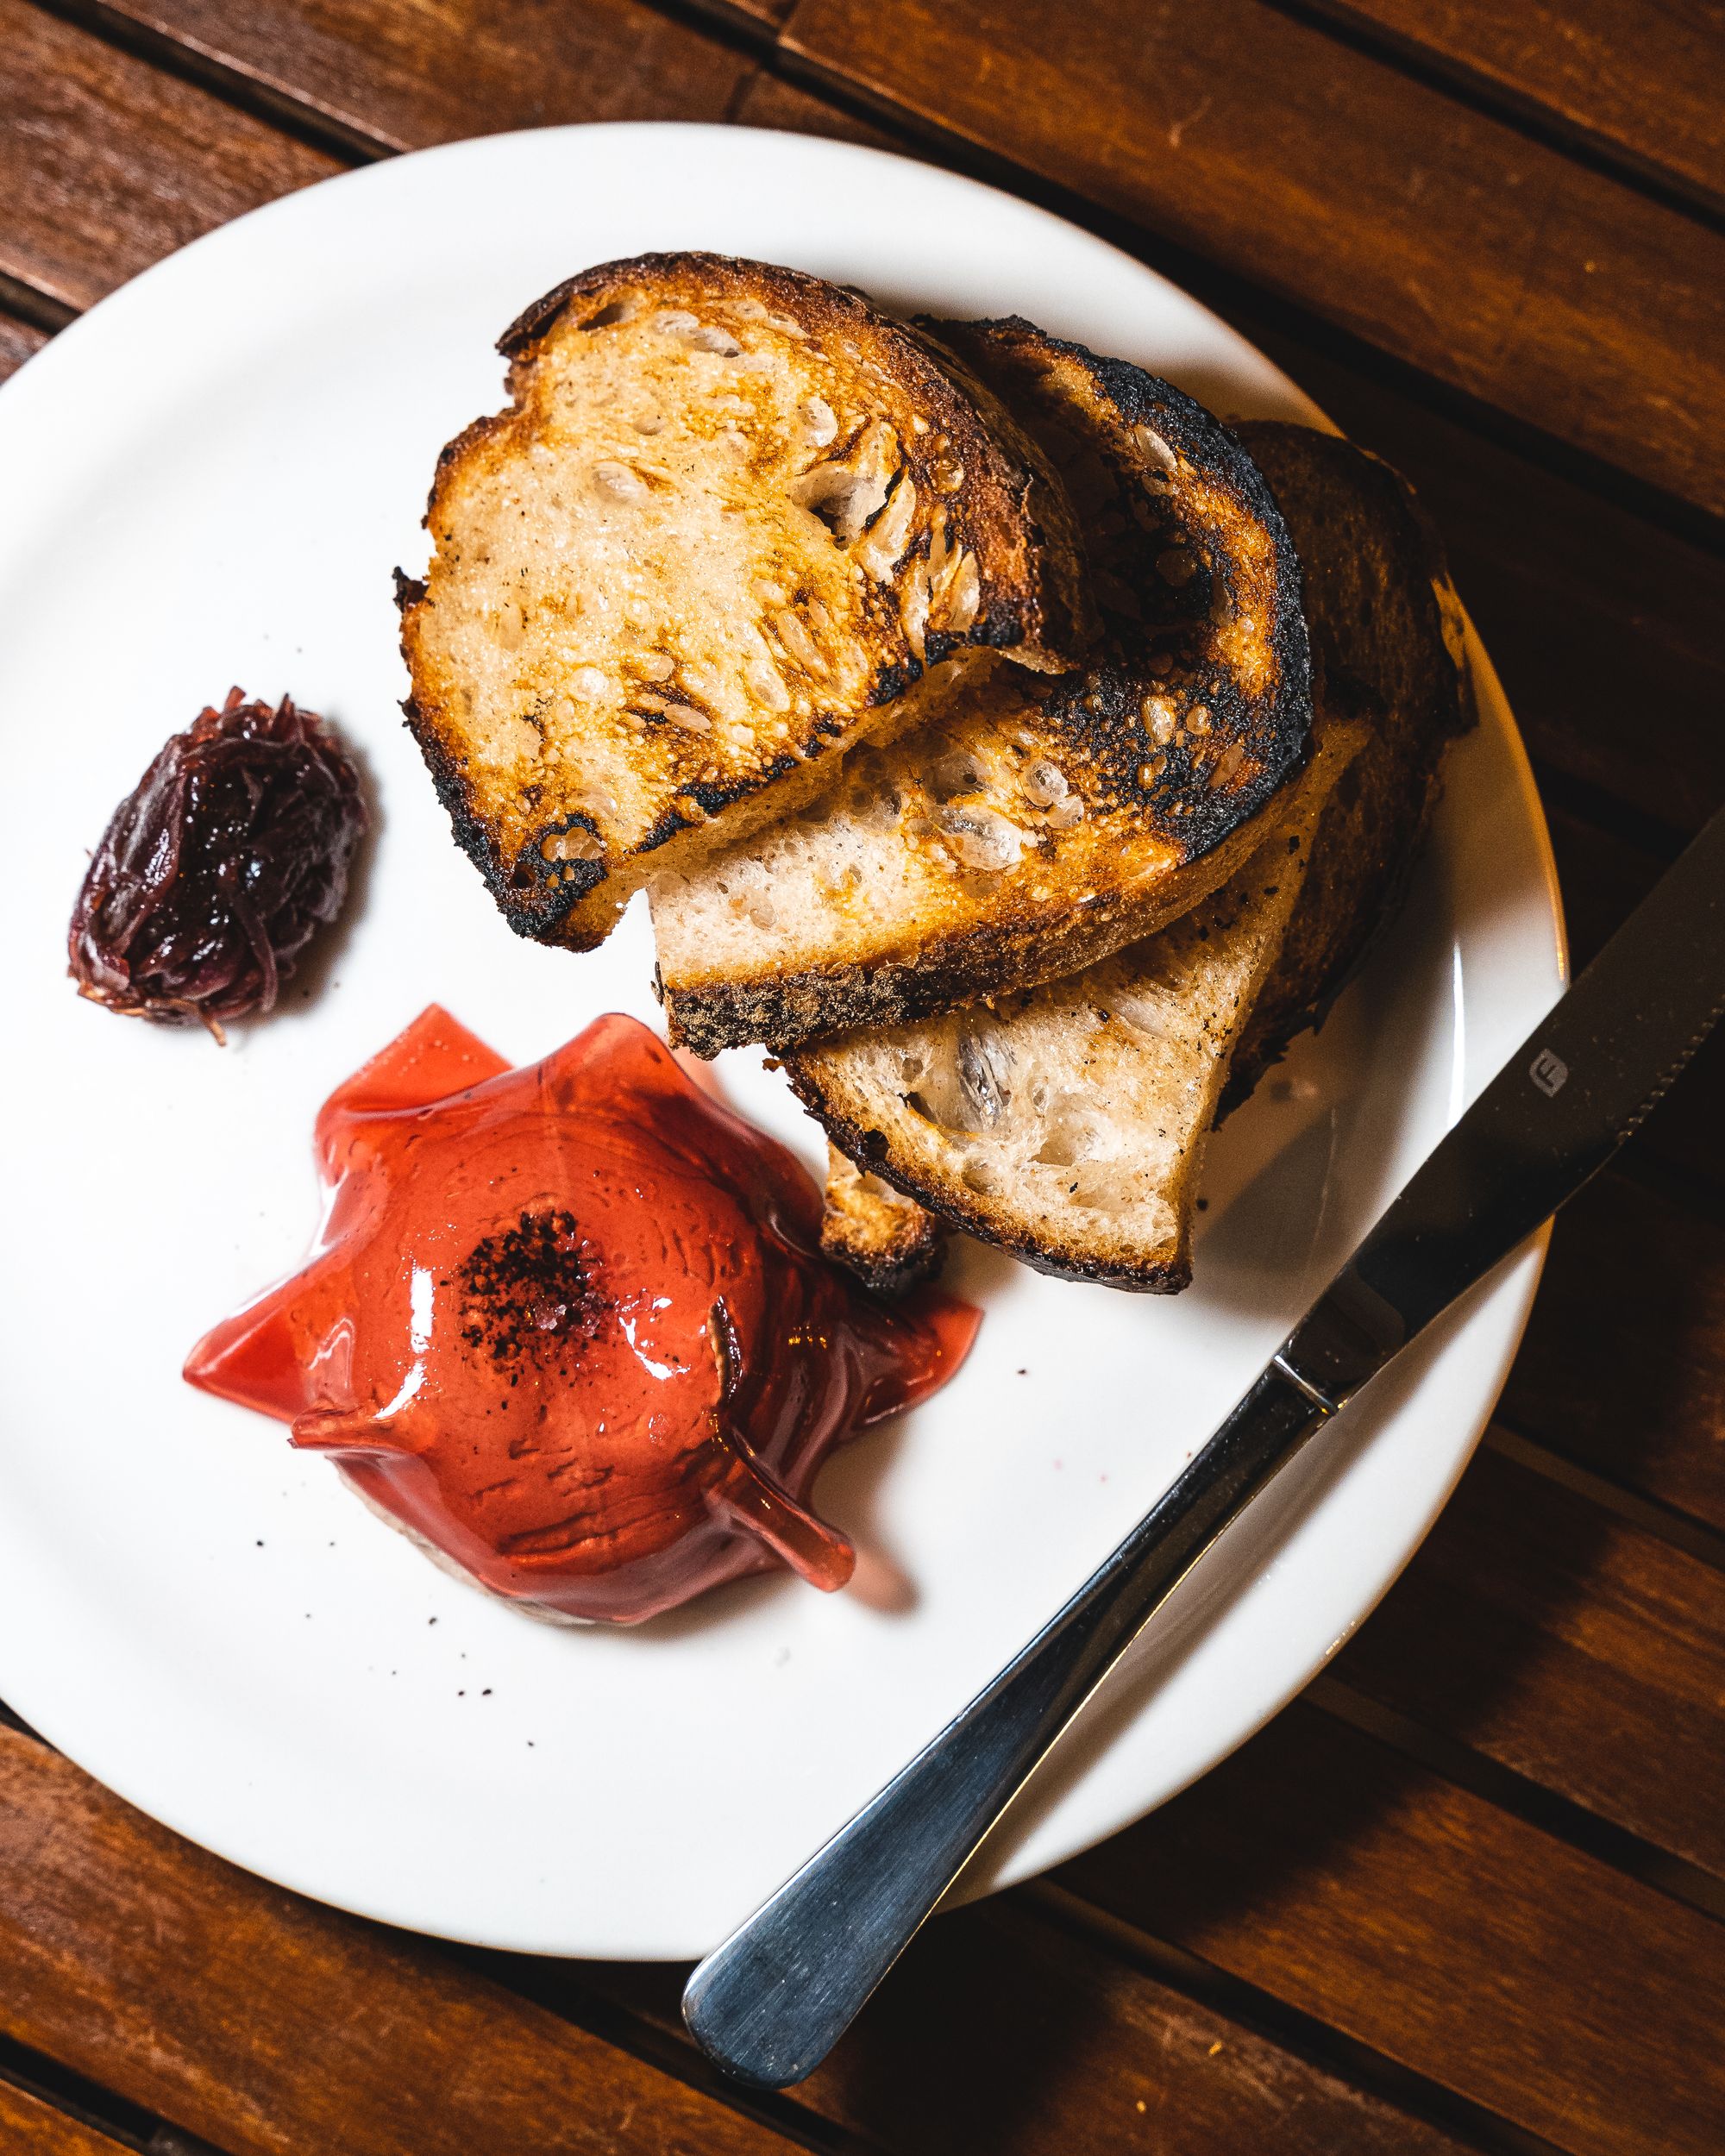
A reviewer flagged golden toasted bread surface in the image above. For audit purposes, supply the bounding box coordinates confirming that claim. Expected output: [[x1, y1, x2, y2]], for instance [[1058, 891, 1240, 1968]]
[[795, 722, 1359, 1291], [653, 319, 1312, 1053], [819, 1145, 949, 1293], [399, 258, 1093, 950]]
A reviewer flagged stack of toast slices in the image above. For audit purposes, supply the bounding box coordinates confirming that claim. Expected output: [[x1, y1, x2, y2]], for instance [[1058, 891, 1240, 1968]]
[[401, 254, 1474, 1297]]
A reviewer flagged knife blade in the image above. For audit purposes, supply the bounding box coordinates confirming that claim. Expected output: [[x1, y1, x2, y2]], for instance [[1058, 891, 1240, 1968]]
[[683, 799, 1725, 2092]]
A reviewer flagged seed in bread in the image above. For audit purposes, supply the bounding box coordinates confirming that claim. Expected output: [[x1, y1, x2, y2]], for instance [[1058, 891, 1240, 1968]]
[[398, 256, 1095, 951], [651, 319, 1312, 1056]]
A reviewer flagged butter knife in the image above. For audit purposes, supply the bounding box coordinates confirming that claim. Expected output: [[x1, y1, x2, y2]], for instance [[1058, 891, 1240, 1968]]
[[684, 799, 1725, 2089]]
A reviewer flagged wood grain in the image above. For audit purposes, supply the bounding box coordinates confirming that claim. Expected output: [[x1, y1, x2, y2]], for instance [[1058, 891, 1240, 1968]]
[[0, 315, 48, 384], [734, 45, 1725, 856], [685, 0, 791, 28], [1306, 0, 1725, 215], [1507, 1167, 1725, 1535], [0, 1728, 794, 2156], [0, 2079, 134, 2156], [3, 16, 1722, 2156], [92, 0, 752, 154], [19, 7, 1725, 848], [731, 66, 897, 147], [1057, 1703, 1725, 2156], [779, 0, 1725, 517], [1226, 317, 1725, 838], [53, 0, 1725, 521], [1333, 1443, 1725, 1874], [0, 0, 337, 311], [506, 1897, 1477, 2156]]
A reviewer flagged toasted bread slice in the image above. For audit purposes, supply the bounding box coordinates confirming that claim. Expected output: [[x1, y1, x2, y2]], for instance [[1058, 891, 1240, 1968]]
[[1222, 422, 1474, 1103], [789, 718, 1360, 1291], [819, 1144, 949, 1293], [398, 257, 1093, 950], [802, 426, 1473, 1292], [652, 319, 1312, 1055]]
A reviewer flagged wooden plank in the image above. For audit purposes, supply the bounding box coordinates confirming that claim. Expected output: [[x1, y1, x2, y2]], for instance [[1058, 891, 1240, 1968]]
[[778, 0, 1725, 517], [23, 3, 1725, 855], [731, 66, 897, 147], [1490, 811, 1725, 1529], [60, 0, 1725, 526], [1506, 1167, 1725, 1536], [0, 0, 337, 311], [1226, 320, 1725, 839], [689, 0, 790, 28], [1333, 1443, 1725, 1875], [1057, 1703, 1725, 2156], [0, 316, 48, 384], [0, 2079, 134, 2156], [78, 0, 753, 154], [517, 1899, 1478, 2156], [1306, 0, 1725, 215], [0, 1728, 794, 2156], [1553, 805, 1668, 965]]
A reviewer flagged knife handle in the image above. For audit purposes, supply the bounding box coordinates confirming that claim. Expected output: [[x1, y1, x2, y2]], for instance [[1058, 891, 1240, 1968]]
[[681, 1368, 1325, 2088]]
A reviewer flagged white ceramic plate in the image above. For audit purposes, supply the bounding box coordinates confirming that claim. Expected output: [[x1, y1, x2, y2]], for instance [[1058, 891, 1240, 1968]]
[[0, 123, 1564, 1959]]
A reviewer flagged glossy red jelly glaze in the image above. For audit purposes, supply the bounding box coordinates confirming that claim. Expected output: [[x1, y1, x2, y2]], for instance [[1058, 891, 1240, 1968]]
[[185, 1008, 977, 1623]]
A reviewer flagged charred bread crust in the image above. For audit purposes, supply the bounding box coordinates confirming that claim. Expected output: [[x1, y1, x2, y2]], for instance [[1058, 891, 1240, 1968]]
[[949, 321, 1311, 838], [655, 317, 1313, 1051], [819, 1145, 949, 1294], [398, 254, 1095, 950], [1220, 424, 1474, 1107]]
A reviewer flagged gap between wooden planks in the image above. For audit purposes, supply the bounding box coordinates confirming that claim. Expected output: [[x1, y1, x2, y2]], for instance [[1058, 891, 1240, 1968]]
[[0, 1729, 803, 2156], [761, 0, 1725, 519], [492, 1663, 1725, 2156], [18, 0, 1725, 532], [5, 0, 1725, 849], [4, 0, 1722, 1562], [0, 1708, 1700, 2156], [0, 2077, 135, 2156], [1263, 0, 1725, 218], [1, 1370, 1721, 2156], [1057, 1702, 1725, 2156], [3, 16, 1725, 2156]]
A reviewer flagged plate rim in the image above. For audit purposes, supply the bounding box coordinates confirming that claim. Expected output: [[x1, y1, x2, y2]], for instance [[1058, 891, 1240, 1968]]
[[0, 118, 1566, 1958]]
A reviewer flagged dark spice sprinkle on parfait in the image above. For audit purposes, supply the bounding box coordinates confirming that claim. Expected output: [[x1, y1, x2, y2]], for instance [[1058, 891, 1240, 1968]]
[[455, 1209, 604, 1367]]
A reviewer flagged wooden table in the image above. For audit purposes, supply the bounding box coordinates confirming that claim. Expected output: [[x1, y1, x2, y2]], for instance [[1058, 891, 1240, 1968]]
[[5, 3, 1724, 2151]]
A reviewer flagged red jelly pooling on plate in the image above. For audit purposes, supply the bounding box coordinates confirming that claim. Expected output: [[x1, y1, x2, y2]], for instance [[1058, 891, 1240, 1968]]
[[185, 1008, 977, 1623]]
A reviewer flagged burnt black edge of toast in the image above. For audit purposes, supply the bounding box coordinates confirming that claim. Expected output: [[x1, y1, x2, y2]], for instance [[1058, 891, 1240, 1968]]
[[1218, 423, 1475, 1112], [669, 339, 1317, 1057], [938, 315, 1314, 815]]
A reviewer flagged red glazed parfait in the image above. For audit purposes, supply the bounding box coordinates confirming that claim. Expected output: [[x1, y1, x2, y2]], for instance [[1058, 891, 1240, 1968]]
[[185, 1009, 975, 1622]]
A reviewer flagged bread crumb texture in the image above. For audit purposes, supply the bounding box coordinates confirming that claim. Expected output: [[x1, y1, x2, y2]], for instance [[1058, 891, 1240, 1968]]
[[400, 256, 1088, 948]]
